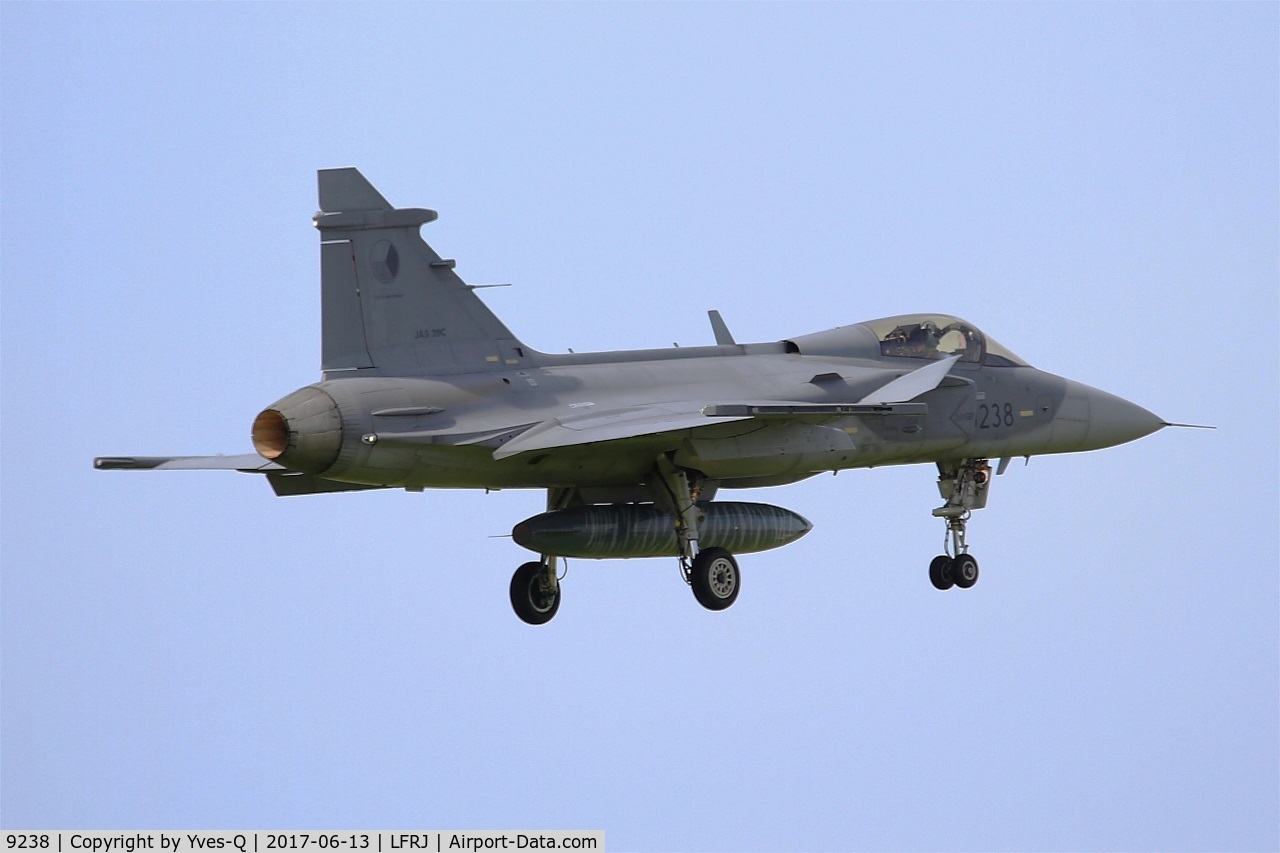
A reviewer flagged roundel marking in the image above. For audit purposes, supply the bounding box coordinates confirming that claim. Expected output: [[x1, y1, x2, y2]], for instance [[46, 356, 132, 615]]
[[370, 240, 400, 284]]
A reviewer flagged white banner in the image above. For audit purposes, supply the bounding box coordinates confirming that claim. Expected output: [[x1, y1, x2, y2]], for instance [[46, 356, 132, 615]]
[[1, 833, 604, 853]]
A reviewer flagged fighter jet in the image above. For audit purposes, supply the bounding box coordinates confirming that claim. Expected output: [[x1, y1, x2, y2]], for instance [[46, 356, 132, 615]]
[[96, 168, 1193, 624]]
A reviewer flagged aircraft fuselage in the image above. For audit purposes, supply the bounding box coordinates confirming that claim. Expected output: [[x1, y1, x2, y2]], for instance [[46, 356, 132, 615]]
[[260, 341, 1161, 495]]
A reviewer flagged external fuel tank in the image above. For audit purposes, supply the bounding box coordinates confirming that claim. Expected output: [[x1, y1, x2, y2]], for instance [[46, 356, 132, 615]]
[[512, 501, 812, 559]]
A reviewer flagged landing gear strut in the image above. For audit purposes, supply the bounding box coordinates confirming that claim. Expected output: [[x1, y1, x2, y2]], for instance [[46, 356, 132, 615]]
[[929, 459, 990, 591]]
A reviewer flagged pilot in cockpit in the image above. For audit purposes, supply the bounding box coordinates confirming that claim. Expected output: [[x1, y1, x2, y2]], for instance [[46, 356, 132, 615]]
[[904, 321, 941, 358]]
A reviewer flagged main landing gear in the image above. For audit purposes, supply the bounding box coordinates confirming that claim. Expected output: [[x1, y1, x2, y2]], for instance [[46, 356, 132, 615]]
[[509, 558, 560, 624], [508, 459, 743, 624], [688, 547, 740, 610], [654, 455, 740, 612], [929, 459, 991, 591], [509, 487, 573, 626]]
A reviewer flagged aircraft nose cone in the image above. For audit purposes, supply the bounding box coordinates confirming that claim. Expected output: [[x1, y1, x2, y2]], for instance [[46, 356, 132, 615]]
[[1066, 380, 1165, 450]]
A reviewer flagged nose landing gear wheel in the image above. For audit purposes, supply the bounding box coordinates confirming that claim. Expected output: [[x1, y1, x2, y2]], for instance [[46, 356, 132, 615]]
[[690, 547, 740, 611], [929, 554, 979, 590], [952, 554, 979, 589], [929, 555, 955, 590], [510, 561, 561, 625]]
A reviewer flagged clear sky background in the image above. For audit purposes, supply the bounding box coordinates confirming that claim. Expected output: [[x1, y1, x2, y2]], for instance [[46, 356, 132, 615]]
[[3, 3, 1277, 850]]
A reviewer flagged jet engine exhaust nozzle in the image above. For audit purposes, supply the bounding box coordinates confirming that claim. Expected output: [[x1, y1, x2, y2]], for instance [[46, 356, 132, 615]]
[[252, 385, 343, 474]]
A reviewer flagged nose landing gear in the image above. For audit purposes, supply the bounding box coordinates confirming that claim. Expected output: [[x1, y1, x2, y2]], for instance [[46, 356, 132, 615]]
[[929, 459, 990, 591]]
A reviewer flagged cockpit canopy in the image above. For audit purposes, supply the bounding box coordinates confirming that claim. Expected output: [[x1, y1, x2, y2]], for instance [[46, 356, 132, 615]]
[[861, 314, 1030, 367]]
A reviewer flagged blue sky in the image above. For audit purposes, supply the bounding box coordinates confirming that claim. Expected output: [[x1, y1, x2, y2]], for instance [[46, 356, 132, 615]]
[[3, 3, 1277, 850]]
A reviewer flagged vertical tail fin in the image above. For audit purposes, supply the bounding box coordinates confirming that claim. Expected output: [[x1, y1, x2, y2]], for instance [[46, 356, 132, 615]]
[[315, 168, 534, 377]]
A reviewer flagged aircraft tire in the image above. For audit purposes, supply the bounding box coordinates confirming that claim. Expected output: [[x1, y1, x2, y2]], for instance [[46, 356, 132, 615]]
[[929, 555, 955, 591], [690, 548, 740, 611], [510, 561, 560, 625], [952, 554, 979, 589]]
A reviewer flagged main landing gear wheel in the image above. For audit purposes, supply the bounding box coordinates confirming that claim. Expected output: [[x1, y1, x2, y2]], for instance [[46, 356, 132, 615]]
[[690, 547, 740, 611], [510, 561, 560, 625]]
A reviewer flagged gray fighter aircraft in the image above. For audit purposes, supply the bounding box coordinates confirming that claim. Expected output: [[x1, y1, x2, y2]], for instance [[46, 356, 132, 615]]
[[96, 168, 1191, 624]]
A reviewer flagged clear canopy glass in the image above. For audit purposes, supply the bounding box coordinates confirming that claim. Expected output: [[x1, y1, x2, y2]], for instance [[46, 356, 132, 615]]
[[860, 314, 1030, 367]]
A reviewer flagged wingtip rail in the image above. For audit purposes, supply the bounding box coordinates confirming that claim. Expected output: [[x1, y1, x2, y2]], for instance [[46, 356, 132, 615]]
[[93, 454, 283, 472]]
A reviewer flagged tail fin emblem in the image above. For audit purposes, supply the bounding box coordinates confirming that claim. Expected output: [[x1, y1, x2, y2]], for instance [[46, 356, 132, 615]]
[[370, 240, 399, 284]]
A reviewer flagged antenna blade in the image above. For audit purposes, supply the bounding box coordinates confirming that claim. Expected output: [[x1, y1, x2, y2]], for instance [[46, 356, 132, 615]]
[[708, 310, 736, 345]]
